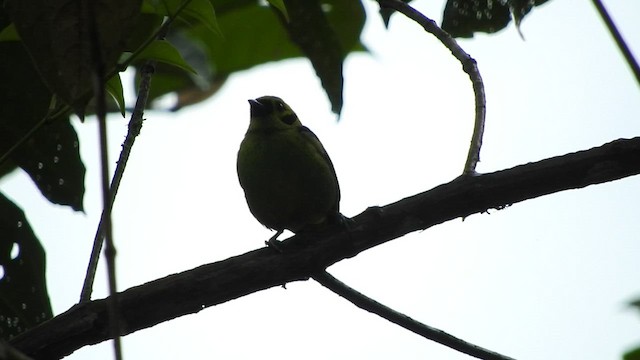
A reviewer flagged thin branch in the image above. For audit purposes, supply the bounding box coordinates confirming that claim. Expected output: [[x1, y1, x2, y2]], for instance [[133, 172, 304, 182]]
[[591, 0, 640, 86], [10, 137, 640, 359], [79, 61, 156, 303], [79, 0, 177, 304], [85, 0, 122, 358], [376, 0, 486, 175], [312, 271, 515, 360]]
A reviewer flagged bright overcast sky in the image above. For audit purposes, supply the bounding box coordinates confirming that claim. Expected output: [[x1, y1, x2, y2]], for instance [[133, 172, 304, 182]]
[[2, 0, 640, 359]]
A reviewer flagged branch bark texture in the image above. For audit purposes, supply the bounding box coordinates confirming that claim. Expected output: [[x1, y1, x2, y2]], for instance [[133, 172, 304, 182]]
[[11, 137, 640, 359]]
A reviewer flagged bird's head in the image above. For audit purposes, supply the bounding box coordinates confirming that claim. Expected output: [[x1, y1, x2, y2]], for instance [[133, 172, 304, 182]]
[[248, 96, 302, 131]]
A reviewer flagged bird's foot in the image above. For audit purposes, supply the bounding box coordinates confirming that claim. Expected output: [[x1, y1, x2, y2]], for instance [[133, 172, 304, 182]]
[[265, 230, 284, 253]]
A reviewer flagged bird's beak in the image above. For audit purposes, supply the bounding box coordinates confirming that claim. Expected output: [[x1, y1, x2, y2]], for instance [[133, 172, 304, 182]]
[[248, 99, 269, 117]]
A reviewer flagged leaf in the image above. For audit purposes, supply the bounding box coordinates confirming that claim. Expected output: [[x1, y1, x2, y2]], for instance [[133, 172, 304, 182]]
[[323, 0, 367, 53], [147, 2, 297, 107], [0, 42, 86, 211], [442, 0, 511, 38], [178, 0, 223, 37], [510, 0, 549, 36], [267, 0, 289, 22], [283, 0, 345, 114], [135, 40, 198, 74], [281, 0, 366, 115], [0, 193, 53, 339], [145, 0, 365, 112], [192, 3, 299, 75], [442, 0, 549, 38], [13, 117, 86, 212], [122, 13, 165, 53], [0, 23, 19, 42], [106, 73, 126, 117], [625, 347, 640, 360], [188, 0, 365, 115], [145, 0, 222, 37], [5, 0, 143, 116]]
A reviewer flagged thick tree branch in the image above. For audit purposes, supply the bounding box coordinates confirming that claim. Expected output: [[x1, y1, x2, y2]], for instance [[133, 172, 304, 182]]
[[10, 137, 640, 359]]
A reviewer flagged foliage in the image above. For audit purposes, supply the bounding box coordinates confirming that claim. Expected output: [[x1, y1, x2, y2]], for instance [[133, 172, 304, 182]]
[[441, 0, 549, 38], [0, 0, 554, 347], [0, 193, 52, 340], [0, 0, 367, 340]]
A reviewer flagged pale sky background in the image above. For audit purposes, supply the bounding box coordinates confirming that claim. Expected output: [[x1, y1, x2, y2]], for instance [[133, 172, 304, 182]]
[[1, 0, 640, 359]]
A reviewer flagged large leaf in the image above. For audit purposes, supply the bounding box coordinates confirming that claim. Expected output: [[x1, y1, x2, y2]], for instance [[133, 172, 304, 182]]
[[0, 42, 85, 211], [178, 0, 365, 113], [144, 0, 222, 37], [282, 0, 365, 115], [267, 0, 289, 21], [133, 0, 365, 112], [122, 12, 165, 53], [134, 40, 198, 74], [0, 193, 52, 339], [12, 117, 86, 212], [193, 3, 300, 76], [141, 2, 297, 106], [442, 0, 550, 38], [5, 0, 142, 116]]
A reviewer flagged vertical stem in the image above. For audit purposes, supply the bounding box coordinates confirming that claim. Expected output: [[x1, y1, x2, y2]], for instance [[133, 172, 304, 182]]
[[591, 0, 640, 86], [84, 0, 122, 358]]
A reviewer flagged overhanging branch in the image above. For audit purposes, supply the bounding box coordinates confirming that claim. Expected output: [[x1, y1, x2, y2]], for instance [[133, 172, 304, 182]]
[[11, 137, 640, 359]]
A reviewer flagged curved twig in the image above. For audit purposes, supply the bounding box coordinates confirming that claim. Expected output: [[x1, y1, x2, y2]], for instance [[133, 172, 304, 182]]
[[313, 271, 516, 360], [376, 0, 486, 175]]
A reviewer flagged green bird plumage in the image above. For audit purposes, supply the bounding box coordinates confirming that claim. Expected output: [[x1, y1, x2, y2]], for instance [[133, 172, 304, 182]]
[[237, 96, 341, 240]]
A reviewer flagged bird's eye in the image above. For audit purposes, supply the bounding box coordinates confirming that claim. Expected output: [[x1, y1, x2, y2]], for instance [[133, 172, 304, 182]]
[[276, 102, 286, 111], [281, 114, 297, 125]]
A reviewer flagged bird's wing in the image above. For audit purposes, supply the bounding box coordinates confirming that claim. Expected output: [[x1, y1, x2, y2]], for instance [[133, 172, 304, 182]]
[[299, 126, 341, 211]]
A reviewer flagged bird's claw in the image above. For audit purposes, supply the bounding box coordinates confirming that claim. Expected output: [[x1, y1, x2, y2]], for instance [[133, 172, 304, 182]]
[[265, 238, 283, 253], [265, 229, 284, 252]]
